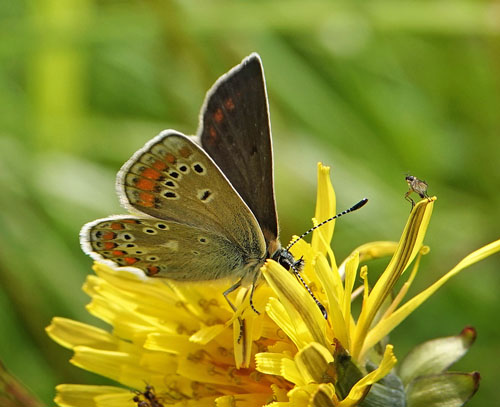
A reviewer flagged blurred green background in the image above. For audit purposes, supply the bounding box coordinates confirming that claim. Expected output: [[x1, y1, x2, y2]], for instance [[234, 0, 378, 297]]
[[1, 0, 499, 405]]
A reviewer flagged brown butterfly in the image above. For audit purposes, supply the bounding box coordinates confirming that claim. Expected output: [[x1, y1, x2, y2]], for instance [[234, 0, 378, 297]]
[[81, 54, 366, 315]]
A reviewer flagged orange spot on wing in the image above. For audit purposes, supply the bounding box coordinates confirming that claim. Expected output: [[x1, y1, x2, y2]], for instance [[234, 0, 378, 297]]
[[122, 219, 139, 224], [214, 108, 224, 123], [139, 192, 155, 207], [165, 153, 176, 164], [179, 146, 192, 158], [147, 266, 160, 275], [136, 178, 155, 191], [141, 168, 161, 180], [124, 257, 138, 265], [209, 126, 217, 143], [152, 160, 168, 171], [102, 232, 116, 240], [112, 250, 125, 256], [224, 98, 235, 110], [104, 242, 116, 249], [110, 222, 124, 230]]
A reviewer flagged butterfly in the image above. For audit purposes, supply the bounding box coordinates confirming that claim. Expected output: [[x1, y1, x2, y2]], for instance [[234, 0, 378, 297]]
[[81, 53, 364, 315]]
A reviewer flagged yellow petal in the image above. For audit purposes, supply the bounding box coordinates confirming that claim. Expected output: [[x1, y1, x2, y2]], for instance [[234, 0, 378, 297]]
[[310, 384, 337, 407], [263, 261, 329, 350], [271, 384, 290, 403], [95, 392, 138, 407], [190, 324, 226, 345], [70, 346, 176, 389], [314, 251, 343, 312], [55, 384, 130, 407], [294, 342, 334, 384], [85, 295, 165, 340], [255, 353, 292, 376], [341, 252, 359, 351], [266, 298, 303, 349], [46, 317, 119, 351], [363, 239, 500, 353], [338, 345, 397, 407], [352, 198, 435, 359], [342, 241, 398, 266], [312, 253, 351, 349], [144, 333, 200, 354], [312, 163, 336, 255], [216, 393, 274, 407], [171, 396, 221, 407], [287, 384, 333, 406], [281, 358, 307, 386], [380, 246, 429, 320]]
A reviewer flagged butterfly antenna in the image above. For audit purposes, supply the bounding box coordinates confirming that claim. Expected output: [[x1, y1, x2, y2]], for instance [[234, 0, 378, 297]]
[[290, 261, 327, 318], [286, 198, 368, 251]]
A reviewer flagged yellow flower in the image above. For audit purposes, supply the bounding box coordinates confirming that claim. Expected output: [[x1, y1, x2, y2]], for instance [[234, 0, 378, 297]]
[[47, 163, 500, 407]]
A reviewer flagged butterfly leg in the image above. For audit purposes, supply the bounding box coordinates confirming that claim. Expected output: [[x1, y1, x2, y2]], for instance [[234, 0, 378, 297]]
[[248, 269, 262, 316], [223, 274, 261, 315], [223, 278, 243, 312], [223, 277, 247, 345]]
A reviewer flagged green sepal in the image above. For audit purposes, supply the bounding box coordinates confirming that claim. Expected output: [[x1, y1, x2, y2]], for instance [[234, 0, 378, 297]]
[[399, 327, 476, 386], [359, 362, 405, 407], [332, 345, 364, 400], [406, 372, 480, 407]]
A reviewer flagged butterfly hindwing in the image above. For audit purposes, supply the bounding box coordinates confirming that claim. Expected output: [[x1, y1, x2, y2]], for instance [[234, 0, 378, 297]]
[[81, 215, 257, 280], [199, 54, 279, 247]]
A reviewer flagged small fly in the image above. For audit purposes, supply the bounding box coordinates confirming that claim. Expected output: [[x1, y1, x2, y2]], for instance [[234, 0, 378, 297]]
[[133, 385, 164, 407], [405, 175, 429, 209]]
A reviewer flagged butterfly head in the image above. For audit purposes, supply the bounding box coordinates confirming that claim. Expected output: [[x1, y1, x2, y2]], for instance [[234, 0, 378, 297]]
[[271, 247, 305, 273]]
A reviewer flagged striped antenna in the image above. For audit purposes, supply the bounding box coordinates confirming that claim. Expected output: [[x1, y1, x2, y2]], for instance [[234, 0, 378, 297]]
[[286, 198, 368, 251]]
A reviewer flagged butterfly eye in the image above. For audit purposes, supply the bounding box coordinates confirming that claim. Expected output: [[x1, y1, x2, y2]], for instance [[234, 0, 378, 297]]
[[146, 256, 159, 262], [142, 228, 157, 235], [155, 223, 169, 230], [192, 162, 206, 175]]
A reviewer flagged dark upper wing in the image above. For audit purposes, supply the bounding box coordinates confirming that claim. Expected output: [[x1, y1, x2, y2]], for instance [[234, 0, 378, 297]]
[[198, 53, 278, 246]]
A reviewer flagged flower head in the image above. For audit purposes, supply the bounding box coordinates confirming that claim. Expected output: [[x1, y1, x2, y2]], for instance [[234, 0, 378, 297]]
[[47, 163, 500, 407]]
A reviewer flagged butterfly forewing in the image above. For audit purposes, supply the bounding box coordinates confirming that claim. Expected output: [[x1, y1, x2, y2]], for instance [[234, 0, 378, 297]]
[[199, 54, 278, 247], [81, 130, 267, 280]]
